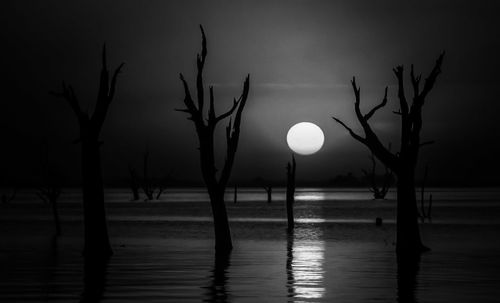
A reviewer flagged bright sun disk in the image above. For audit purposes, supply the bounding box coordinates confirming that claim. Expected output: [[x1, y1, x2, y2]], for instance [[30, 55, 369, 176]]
[[286, 122, 325, 155]]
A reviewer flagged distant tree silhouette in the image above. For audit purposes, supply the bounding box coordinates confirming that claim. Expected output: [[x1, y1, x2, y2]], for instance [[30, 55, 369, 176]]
[[176, 26, 250, 252], [255, 177, 273, 203], [129, 151, 169, 201], [264, 186, 272, 204], [37, 139, 62, 236], [128, 165, 140, 201], [362, 152, 393, 199], [332, 53, 444, 255], [286, 155, 296, 231], [141, 151, 155, 201], [51, 45, 124, 259]]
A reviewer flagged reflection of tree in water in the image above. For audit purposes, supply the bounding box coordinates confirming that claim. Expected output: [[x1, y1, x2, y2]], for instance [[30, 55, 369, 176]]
[[397, 253, 421, 303], [203, 252, 231, 303], [80, 257, 109, 303], [286, 226, 325, 302], [286, 231, 295, 299]]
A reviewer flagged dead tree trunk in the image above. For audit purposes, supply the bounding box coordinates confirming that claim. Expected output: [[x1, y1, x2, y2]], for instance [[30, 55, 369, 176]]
[[332, 53, 444, 255], [286, 155, 296, 232], [256, 178, 273, 203], [176, 26, 250, 253], [51, 45, 123, 260], [265, 186, 272, 204], [142, 151, 154, 201]]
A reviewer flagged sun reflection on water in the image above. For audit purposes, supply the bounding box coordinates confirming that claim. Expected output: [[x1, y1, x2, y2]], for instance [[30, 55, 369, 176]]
[[287, 227, 325, 302], [295, 192, 326, 201]]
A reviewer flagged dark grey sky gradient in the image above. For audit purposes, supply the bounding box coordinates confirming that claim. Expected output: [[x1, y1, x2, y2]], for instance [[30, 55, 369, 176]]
[[3, 0, 500, 185]]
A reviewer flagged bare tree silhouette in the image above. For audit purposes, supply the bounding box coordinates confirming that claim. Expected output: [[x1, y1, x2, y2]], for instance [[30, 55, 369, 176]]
[[362, 152, 393, 199], [128, 165, 140, 201], [51, 45, 124, 259], [255, 177, 273, 203], [332, 53, 444, 255], [129, 151, 170, 201], [176, 26, 250, 253], [286, 155, 296, 232], [141, 151, 155, 201], [263, 185, 272, 204], [37, 139, 62, 236]]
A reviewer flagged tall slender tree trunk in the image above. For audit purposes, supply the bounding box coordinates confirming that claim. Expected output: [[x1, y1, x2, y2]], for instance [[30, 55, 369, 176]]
[[396, 167, 427, 254], [177, 26, 250, 253], [208, 188, 233, 252], [267, 188, 272, 204], [52, 45, 123, 261], [286, 156, 296, 232], [81, 139, 112, 258], [286, 192, 294, 232]]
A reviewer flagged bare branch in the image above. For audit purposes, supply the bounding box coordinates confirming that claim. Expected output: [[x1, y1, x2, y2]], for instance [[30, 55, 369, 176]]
[[351, 77, 364, 123], [393, 65, 409, 116], [364, 86, 388, 121], [219, 75, 250, 187], [179, 73, 198, 114], [410, 64, 421, 97], [97, 45, 110, 107], [208, 86, 216, 122], [417, 52, 445, 103], [196, 25, 208, 113], [109, 62, 125, 101], [332, 117, 365, 143], [174, 108, 191, 113], [215, 98, 239, 124], [92, 46, 124, 131]]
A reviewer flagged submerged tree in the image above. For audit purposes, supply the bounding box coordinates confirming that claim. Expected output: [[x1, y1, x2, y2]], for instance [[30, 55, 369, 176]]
[[51, 46, 124, 259], [128, 165, 140, 201], [286, 155, 296, 232], [176, 26, 250, 253], [255, 177, 273, 203], [141, 151, 155, 201], [38, 139, 62, 236], [332, 53, 444, 255]]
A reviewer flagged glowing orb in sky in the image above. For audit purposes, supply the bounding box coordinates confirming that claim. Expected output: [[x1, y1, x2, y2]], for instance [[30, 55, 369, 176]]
[[286, 122, 325, 155]]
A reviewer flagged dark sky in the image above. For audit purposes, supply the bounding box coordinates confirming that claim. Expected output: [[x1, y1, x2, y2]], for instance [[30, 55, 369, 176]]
[[3, 0, 500, 185]]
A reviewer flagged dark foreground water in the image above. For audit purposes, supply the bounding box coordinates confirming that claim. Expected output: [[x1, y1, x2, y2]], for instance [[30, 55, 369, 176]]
[[1, 188, 500, 302]]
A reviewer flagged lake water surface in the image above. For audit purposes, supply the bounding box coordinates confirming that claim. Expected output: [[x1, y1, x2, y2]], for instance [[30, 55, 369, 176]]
[[1, 188, 500, 302]]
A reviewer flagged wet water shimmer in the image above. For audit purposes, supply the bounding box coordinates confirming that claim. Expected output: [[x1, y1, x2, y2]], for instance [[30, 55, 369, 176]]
[[1, 188, 500, 302]]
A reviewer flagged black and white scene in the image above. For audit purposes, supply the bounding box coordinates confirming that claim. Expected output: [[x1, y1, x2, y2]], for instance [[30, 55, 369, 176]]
[[2, 1, 500, 302]]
